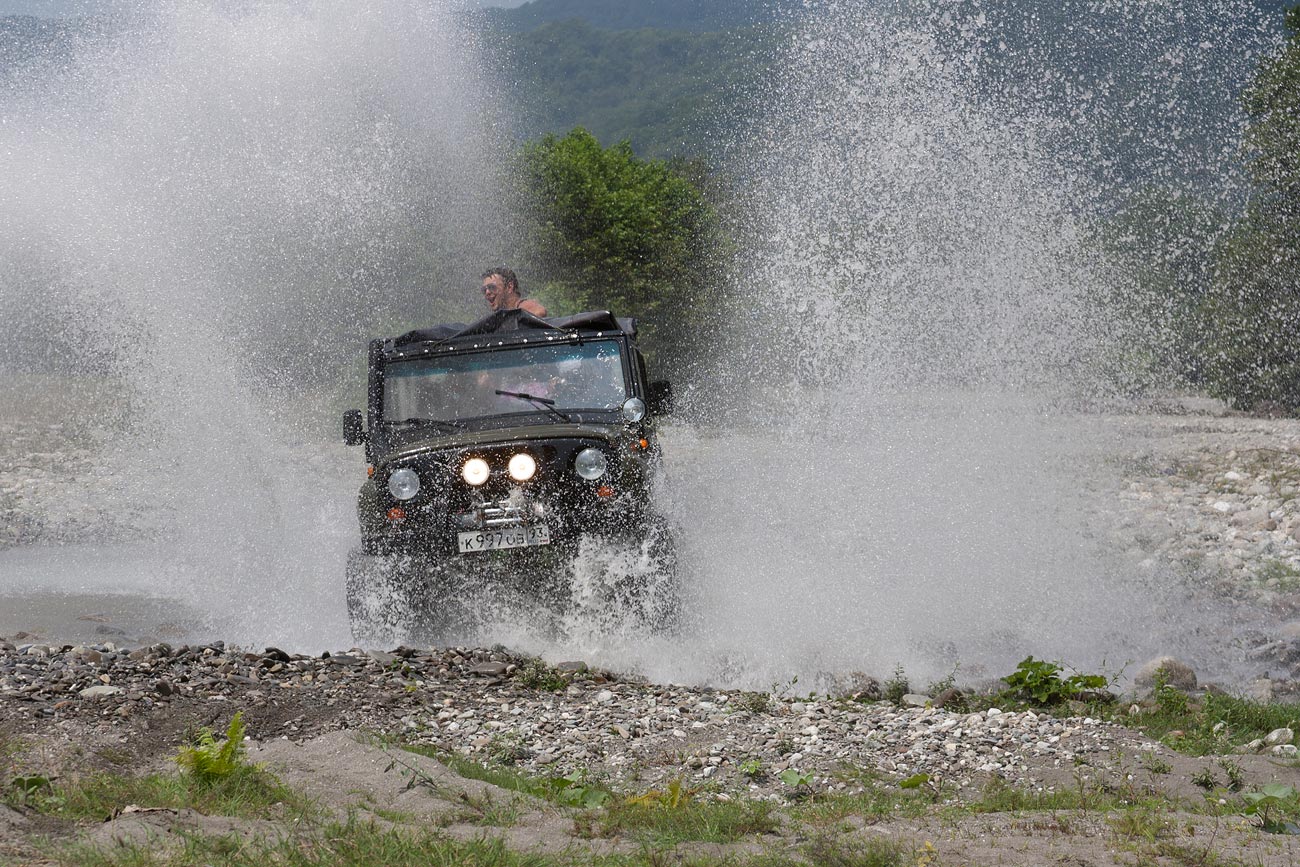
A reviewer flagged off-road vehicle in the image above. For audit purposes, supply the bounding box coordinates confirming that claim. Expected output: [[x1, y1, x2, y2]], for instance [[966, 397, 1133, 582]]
[[341, 308, 675, 643]]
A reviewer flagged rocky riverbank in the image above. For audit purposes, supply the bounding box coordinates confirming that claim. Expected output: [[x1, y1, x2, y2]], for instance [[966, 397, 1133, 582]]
[[1115, 413, 1300, 607], [0, 639, 1139, 798], [6, 639, 1300, 865]]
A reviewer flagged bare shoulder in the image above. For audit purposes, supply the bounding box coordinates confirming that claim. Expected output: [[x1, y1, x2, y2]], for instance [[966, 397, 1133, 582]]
[[520, 298, 549, 317]]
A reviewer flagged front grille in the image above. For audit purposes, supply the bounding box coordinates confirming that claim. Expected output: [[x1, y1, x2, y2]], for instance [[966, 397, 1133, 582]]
[[482, 496, 529, 528]]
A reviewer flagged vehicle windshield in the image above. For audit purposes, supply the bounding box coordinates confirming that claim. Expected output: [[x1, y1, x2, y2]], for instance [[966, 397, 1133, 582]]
[[383, 339, 628, 424]]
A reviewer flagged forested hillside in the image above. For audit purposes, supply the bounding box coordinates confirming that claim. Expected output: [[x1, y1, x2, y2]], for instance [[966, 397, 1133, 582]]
[[501, 19, 776, 158], [7, 2, 1295, 159]]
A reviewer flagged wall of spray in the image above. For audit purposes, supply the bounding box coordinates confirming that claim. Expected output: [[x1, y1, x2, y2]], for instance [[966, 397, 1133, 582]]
[[646, 0, 1279, 689], [0, 0, 1283, 684], [0, 0, 507, 647]]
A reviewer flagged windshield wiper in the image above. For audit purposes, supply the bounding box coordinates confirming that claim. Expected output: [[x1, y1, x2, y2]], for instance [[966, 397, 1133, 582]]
[[387, 418, 465, 432], [495, 389, 572, 423]]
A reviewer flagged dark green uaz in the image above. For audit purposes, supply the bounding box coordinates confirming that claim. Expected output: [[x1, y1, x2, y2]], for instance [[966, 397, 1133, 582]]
[[341, 309, 676, 643]]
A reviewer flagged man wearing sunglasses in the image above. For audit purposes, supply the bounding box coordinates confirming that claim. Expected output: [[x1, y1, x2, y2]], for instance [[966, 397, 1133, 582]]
[[481, 267, 548, 317]]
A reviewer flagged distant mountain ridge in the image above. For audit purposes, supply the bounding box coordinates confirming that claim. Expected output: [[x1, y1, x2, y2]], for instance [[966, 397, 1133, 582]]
[[480, 0, 797, 33], [4, 1, 1297, 161]]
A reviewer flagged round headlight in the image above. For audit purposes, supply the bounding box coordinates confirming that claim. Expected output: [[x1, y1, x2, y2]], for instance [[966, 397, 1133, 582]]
[[388, 468, 420, 501], [621, 397, 647, 423], [574, 447, 608, 481], [508, 453, 537, 482], [461, 457, 490, 486]]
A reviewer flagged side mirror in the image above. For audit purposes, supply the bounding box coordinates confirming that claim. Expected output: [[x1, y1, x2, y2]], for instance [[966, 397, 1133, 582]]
[[342, 409, 366, 446], [648, 380, 673, 416]]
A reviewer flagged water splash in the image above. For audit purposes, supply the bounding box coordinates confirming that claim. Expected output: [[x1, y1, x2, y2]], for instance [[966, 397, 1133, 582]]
[[654, 0, 1278, 688], [0, 0, 504, 648], [0, 0, 1284, 688]]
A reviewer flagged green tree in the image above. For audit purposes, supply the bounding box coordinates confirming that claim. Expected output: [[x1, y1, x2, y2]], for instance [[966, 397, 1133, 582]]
[[520, 127, 724, 367], [1199, 7, 1300, 409]]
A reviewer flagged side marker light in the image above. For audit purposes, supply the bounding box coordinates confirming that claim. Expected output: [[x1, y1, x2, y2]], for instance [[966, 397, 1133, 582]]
[[596, 486, 615, 499], [386, 507, 407, 522]]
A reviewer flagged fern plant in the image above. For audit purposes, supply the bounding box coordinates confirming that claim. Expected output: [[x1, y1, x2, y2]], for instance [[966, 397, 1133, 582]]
[[175, 712, 248, 782]]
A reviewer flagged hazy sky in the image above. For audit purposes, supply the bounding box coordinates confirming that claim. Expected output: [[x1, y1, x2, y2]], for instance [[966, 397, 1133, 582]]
[[0, 0, 530, 16]]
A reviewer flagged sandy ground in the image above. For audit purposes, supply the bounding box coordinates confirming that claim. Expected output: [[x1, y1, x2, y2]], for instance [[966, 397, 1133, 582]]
[[5, 715, 1300, 866]]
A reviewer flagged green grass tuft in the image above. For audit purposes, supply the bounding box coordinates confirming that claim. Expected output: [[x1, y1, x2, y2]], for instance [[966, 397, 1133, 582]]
[[577, 797, 778, 845], [27, 765, 315, 823]]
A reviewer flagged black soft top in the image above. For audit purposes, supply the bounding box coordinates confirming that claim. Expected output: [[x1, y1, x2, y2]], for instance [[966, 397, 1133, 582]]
[[390, 309, 637, 354]]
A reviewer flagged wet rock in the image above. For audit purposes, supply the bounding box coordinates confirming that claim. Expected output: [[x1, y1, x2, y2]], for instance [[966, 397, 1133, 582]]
[[933, 687, 965, 709], [468, 661, 507, 677], [79, 685, 123, 699], [327, 655, 361, 667], [828, 671, 881, 700], [1134, 656, 1197, 691], [70, 646, 103, 665], [555, 661, 588, 674], [901, 694, 931, 708]]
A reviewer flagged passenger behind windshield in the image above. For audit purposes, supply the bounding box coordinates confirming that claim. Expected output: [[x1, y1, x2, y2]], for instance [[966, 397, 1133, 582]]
[[384, 342, 627, 425]]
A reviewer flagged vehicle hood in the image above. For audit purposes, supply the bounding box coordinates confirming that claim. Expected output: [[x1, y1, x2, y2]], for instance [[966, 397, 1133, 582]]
[[381, 421, 621, 465]]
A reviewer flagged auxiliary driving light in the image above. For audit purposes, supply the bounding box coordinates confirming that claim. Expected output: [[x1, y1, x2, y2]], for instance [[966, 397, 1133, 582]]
[[621, 397, 647, 423], [508, 453, 537, 482], [387, 468, 420, 501], [461, 457, 490, 486], [574, 447, 608, 481]]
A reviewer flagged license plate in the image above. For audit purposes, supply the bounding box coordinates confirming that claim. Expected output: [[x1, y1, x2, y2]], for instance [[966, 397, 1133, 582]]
[[458, 524, 551, 554]]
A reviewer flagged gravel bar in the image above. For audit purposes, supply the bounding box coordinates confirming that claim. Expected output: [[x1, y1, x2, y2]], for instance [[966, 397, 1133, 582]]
[[0, 639, 1140, 798]]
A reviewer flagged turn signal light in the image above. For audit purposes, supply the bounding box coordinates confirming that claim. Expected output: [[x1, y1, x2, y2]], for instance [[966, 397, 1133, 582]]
[[367, 465, 375, 478], [596, 486, 615, 499], [386, 507, 407, 522]]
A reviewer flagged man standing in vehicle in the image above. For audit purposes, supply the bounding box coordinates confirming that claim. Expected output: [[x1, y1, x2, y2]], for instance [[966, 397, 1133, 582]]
[[482, 268, 548, 317]]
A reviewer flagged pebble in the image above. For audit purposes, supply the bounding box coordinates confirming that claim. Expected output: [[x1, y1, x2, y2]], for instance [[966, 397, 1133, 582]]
[[1265, 727, 1294, 747], [78, 685, 123, 699]]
